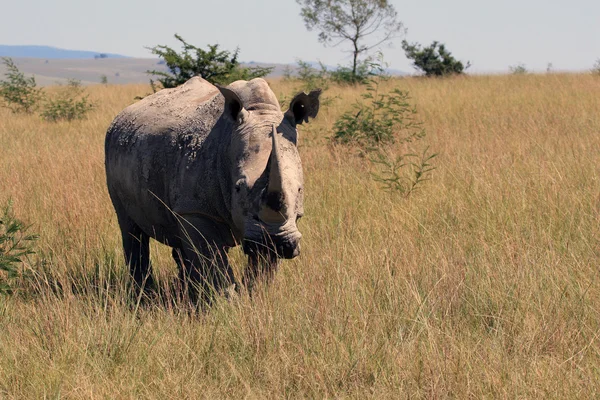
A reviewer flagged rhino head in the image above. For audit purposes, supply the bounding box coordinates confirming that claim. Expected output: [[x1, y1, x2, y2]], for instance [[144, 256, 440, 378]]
[[217, 79, 321, 261]]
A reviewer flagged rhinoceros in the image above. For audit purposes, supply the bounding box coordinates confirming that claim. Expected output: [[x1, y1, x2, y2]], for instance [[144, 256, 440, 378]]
[[105, 77, 321, 299]]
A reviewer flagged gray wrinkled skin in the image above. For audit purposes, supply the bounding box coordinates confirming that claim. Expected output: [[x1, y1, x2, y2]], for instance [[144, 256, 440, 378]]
[[105, 77, 321, 299]]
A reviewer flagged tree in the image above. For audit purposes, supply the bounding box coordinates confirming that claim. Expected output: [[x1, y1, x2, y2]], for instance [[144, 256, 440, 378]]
[[147, 34, 273, 88], [0, 57, 43, 113], [402, 41, 470, 77], [297, 0, 404, 82]]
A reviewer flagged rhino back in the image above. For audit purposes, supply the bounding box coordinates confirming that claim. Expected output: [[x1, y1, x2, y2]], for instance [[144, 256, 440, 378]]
[[105, 77, 230, 245]]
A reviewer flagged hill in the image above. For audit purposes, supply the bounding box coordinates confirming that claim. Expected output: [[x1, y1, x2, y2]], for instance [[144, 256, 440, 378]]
[[0, 45, 127, 59], [0, 57, 165, 86], [0, 45, 407, 86]]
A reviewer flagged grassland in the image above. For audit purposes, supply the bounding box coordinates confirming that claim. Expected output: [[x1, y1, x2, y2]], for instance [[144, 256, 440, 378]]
[[1, 74, 599, 398]]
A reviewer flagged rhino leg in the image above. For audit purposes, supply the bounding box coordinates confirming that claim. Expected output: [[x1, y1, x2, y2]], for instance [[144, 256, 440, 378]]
[[177, 243, 235, 304], [243, 252, 280, 294], [118, 216, 155, 293], [175, 218, 237, 304]]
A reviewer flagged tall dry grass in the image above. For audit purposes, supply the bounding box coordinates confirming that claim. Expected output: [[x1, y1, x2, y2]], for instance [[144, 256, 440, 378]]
[[1, 74, 599, 398]]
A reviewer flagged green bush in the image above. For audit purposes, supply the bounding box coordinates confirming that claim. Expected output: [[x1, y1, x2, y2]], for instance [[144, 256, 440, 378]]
[[333, 66, 436, 195], [370, 147, 437, 196], [509, 63, 528, 75], [0, 201, 37, 294], [592, 59, 600, 76], [402, 40, 470, 77], [147, 34, 273, 88], [40, 79, 94, 122], [333, 75, 424, 146], [287, 60, 330, 92], [0, 57, 43, 113], [280, 60, 332, 110], [329, 59, 375, 85]]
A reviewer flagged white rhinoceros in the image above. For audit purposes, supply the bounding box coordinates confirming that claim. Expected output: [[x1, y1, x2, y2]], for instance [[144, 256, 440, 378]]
[[105, 77, 321, 299]]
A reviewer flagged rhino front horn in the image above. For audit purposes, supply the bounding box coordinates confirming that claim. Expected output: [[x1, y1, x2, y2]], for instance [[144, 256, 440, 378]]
[[268, 125, 284, 194], [259, 126, 287, 224]]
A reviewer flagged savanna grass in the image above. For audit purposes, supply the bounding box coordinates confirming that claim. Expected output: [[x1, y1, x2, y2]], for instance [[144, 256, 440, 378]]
[[0, 74, 599, 398]]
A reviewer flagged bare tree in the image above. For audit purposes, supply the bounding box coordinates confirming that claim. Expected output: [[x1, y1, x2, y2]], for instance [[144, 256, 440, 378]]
[[297, 0, 405, 79]]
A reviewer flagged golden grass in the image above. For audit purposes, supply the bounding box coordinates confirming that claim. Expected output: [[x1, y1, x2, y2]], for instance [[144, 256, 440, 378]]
[[1, 74, 600, 398]]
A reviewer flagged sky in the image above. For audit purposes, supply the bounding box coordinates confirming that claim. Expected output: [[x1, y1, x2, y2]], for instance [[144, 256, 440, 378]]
[[1, 0, 599, 73]]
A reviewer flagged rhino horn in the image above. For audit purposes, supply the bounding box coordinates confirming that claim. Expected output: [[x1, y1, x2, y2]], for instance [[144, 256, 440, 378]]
[[268, 125, 283, 194], [259, 125, 287, 224]]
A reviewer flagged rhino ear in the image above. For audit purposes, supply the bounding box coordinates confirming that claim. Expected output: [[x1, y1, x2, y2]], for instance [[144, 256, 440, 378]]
[[217, 85, 246, 123], [285, 89, 322, 125]]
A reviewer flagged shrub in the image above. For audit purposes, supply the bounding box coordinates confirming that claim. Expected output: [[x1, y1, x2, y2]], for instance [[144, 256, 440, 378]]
[[333, 70, 424, 146], [509, 63, 528, 75], [333, 62, 436, 195], [147, 34, 273, 88], [291, 60, 330, 91], [40, 79, 94, 122], [402, 40, 470, 77], [280, 60, 332, 110], [329, 59, 376, 85], [0, 57, 43, 113], [592, 59, 600, 76], [370, 147, 437, 196], [0, 201, 37, 294]]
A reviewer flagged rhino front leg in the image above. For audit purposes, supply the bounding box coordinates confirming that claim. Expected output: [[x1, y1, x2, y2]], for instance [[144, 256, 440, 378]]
[[243, 252, 280, 294], [178, 243, 235, 304], [176, 218, 237, 304]]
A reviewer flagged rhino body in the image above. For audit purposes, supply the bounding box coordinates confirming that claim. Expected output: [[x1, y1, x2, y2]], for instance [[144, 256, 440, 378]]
[[105, 77, 320, 298]]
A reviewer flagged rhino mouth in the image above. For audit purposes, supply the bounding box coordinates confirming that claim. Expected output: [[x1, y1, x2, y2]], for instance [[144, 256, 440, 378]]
[[242, 236, 300, 259], [242, 221, 301, 259]]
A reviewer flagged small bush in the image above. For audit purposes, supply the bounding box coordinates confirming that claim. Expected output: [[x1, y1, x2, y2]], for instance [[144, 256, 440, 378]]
[[0, 57, 43, 113], [333, 71, 424, 147], [0, 201, 37, 294], [280, 60, 332, 110], [510, 63, 528, 75], [370, 147, 437, 196], [333, 60, 436, 195], [284, 58, 376, 89], [40, 79, 94, 122], [291, 60, 330, 91], [402, 40, 470, 77], [592, 59, 600, 76], [330, 59, 376, 85]]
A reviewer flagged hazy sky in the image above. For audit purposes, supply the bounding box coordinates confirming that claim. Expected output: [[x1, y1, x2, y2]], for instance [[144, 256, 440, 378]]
[[2, 0, 599, 73]]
